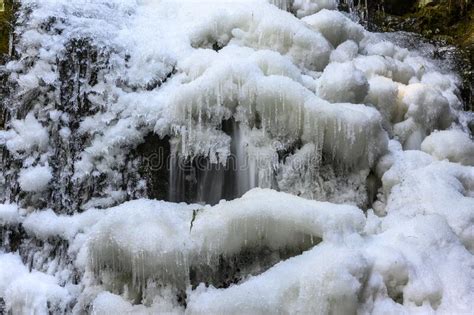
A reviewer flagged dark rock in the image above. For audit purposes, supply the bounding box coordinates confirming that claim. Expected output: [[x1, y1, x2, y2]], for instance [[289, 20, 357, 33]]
[[468, 119, 474, 135], [135, 133, 171, 201], [381, 0, 417, 15]]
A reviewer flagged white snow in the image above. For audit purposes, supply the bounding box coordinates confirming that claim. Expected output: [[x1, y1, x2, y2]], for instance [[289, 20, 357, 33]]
[[22, 208, 106, 241], [92, 290, 183, 315], [303, 9, 365, 47], [316, 61, 369, 103], [0, 204, 21, 225], [187, 243, 367, 314], [0, 0, 473, 313], [395, 83, 452, 149], [382, 157, 474, 252], [330, 39, 359, 63], [363, 215, 474, 314], [0, 253, 71, 314], [421, 129, 474, 166], [0, 113, 49, 158], [86, 189, 364, 290], [18, 165, 53, 193], [364, 75, 399, 127], [271, 0, 338, 18]]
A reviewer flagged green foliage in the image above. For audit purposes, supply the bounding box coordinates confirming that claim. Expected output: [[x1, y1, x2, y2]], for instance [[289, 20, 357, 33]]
[[0, 0, 13, 56]]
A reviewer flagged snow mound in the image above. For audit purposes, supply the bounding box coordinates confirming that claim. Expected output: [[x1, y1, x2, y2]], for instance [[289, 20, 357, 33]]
[[375, 146, 474, 251], [92, 290, 183, 315], [87, 189, 364, 290], [0, 253, 71, 314], [22, 208, 106, 241], [364, 215, 474, 314], [0, 204, 21, 225], [387, 161, 474, 251], [364, 76, 399, 127], [0, 113, 49, 158], [303, 9, 365, 47], [421, 129, 474, 166], [187, 244, 367, 314], [18, 165, 52, 193], [395, 83, 452, 149], [316, 61, 369, 103], [270, 0, 338, 18], [329, 39, 359, 63]]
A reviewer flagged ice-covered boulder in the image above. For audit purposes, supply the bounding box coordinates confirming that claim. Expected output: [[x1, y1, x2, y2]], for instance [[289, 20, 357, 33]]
[[270, 0, 338, 18], [187, 244, 367, 314], [303, 9, 365, 47], [394, 83, 452, 149], [0, 113, 49, 158], [164, 45, 387, 173], [376, 148, 474, 251], [316, 62, 369, 103], [0, 253, 71, 314], [363, 215, 474, 314], [18, 165, 52, 193], [329, 40, 359, 63], [87, 189, 365, 290], [421, 129, 474, 166]]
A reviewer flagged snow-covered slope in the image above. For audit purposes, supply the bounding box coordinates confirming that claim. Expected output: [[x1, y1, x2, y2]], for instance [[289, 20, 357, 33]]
[[0, 0, 473, 314]]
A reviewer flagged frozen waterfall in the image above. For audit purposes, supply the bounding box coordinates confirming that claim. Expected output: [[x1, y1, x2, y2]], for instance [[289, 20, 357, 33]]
[[0, 0, 473, 314]]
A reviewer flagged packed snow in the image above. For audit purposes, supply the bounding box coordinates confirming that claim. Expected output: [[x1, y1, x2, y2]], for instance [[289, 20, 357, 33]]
[[0, 0, 473, 314], [0, 253, 71, 314], [18, 165, 52, 193], [421, 129, 474, 166]]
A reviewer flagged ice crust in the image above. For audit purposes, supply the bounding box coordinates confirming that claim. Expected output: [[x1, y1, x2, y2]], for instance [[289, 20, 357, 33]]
[[87, 189, 363, 288], [3, 179, 473, 314], [421, 129, 474, 166], [0, 253, 71, 314], [18, 165, 53, 193], [0, 0, 473, 314]]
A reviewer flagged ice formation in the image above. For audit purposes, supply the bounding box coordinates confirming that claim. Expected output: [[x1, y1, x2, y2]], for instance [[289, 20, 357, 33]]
[[0, 0, 473, 314], [421, 129, 474, 166]]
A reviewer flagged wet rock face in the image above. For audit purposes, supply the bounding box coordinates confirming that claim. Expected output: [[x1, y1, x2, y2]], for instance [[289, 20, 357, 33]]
[[365, 0, 472, 40], [135, 134, 171, 201], [374, 0, 471, 17], [167, 119, 253, 206], [0, 0, 14, 56], [49, 38, 110, 213], [4, 36, 116, 213], [0, 0, 15, 128], [1, 8, 149, 213], [381, 0, 417, 15]]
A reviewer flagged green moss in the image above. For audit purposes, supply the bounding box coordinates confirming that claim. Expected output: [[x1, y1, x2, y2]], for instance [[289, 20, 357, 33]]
[[0, 0, 14, 56], [372, 1, 473, 110], [373, 1, 472, 47]]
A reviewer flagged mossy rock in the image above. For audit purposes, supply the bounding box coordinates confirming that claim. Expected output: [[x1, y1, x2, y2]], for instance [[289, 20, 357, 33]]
[[383, 0, 417, 15], [0, 0, 14, 56], [371, 0, 473, 110]]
